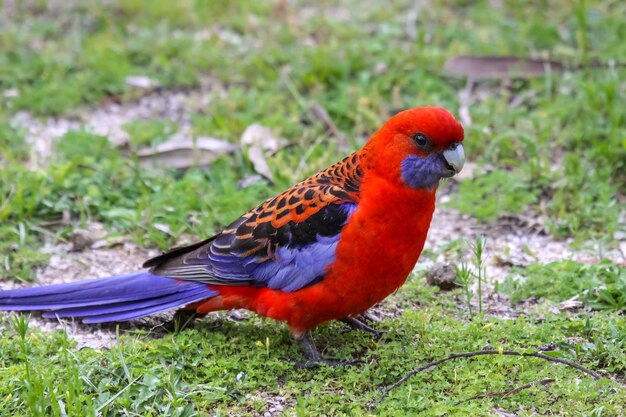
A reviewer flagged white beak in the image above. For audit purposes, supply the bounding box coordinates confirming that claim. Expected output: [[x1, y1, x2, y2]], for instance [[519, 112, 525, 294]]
[[443, 143, 465, 174]]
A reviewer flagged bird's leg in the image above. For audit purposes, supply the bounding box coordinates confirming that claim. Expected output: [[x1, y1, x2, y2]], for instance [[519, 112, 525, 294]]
[[340, 316, 385, 338], [296, 331, 323, 362], [167, 310, 204, 332], [293, 331, 362, 368]]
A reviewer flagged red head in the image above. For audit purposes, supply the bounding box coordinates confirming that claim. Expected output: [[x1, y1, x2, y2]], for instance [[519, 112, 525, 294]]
[[360, 107, 465, 189]]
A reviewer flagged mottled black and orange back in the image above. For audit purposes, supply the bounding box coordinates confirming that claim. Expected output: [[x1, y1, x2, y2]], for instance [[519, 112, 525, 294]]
[[143, 152, 363, 290]]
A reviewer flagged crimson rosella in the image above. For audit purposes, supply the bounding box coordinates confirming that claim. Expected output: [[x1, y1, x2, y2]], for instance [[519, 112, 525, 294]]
[[0, 106, 465, 364]]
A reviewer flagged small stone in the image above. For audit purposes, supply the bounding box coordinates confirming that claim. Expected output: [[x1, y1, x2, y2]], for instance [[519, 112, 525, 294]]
[[70, 229, 94, 252], [426, 263, 459, 291], [539, 343, 558, 351]]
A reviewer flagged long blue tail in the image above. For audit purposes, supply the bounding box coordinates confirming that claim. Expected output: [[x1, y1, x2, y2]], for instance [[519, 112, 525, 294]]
[[0, 272, 218, 323]]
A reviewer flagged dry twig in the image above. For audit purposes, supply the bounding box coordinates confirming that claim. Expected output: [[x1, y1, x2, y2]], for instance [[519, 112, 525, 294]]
[[372, 350, 601, 408], [455, 378, 555, 404]]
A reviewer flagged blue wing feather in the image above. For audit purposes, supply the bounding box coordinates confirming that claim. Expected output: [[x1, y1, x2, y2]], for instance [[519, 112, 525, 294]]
[[147, 203, 357, 292], [216, 203, 355, 292], [251, 233, 341, 291]]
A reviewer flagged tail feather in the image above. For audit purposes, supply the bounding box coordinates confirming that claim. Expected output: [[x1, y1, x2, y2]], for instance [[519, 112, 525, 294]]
[[41, 287, 211, 319], [0, 272, 218, 323], [81, 290, 212, 323]]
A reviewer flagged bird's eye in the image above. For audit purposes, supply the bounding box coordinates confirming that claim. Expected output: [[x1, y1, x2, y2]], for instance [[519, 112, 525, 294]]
[[412, 133, 431, 150]]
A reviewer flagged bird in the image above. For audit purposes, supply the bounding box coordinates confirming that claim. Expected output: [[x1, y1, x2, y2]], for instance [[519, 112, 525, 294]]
[[0, 106, 465, 365]]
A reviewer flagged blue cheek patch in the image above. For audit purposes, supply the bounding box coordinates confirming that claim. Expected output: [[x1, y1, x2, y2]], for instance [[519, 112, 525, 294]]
[[401, 154, 445, 189]]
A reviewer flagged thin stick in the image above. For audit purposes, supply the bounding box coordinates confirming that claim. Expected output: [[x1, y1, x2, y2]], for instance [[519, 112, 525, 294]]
[[372, 350, 601, 408], [455, 378, 555, 404]]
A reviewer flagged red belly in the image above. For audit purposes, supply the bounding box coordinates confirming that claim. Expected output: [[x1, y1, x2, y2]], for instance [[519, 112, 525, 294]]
[[195, 179, 436, 337]]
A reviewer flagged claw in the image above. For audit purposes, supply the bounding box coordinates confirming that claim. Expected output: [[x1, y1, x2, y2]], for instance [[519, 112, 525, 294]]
[[166, 310, 203, 332], [341, 317, 385, 338], [292, 331, 363, 367]]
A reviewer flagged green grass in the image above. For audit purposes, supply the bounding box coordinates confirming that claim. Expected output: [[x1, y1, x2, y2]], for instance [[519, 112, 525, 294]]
[[500, 260, 626, 310], [0, 0, 625, 415], [451, 170, 539, 222], [1, 276, 625, 416]]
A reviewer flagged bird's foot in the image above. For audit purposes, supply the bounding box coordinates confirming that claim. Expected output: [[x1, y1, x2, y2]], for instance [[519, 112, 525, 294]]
[[167, 310, 203, 332], [292, 331, 363, 368], [341, 316, 385, 338], [359, 311, 382, 323], [226, 309, 249, 322]]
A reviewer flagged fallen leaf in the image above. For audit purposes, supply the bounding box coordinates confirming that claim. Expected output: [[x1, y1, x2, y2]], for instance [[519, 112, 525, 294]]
[[125, 75, 161, 89], [491, 408, 518, 417], [91, 236, 128, 249], [240, 124, 288, 181], [444, 56, 566, 80], [373, 62, 388, 75], [458, 80, 473, 126], [40, 210, 71, 228], [308, 103, 348, 150], [405, 8, 418, 40], [193, 28, 213, 42], [138, 136, 238, 169], [2, 88, 19, 98], [238, 174, 265, 189], [245, 146, 272, 181], [559, 295, 583, 311]]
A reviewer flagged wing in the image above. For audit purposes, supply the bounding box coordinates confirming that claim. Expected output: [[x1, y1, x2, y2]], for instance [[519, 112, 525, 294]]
[[143, 153, 362, 292]]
